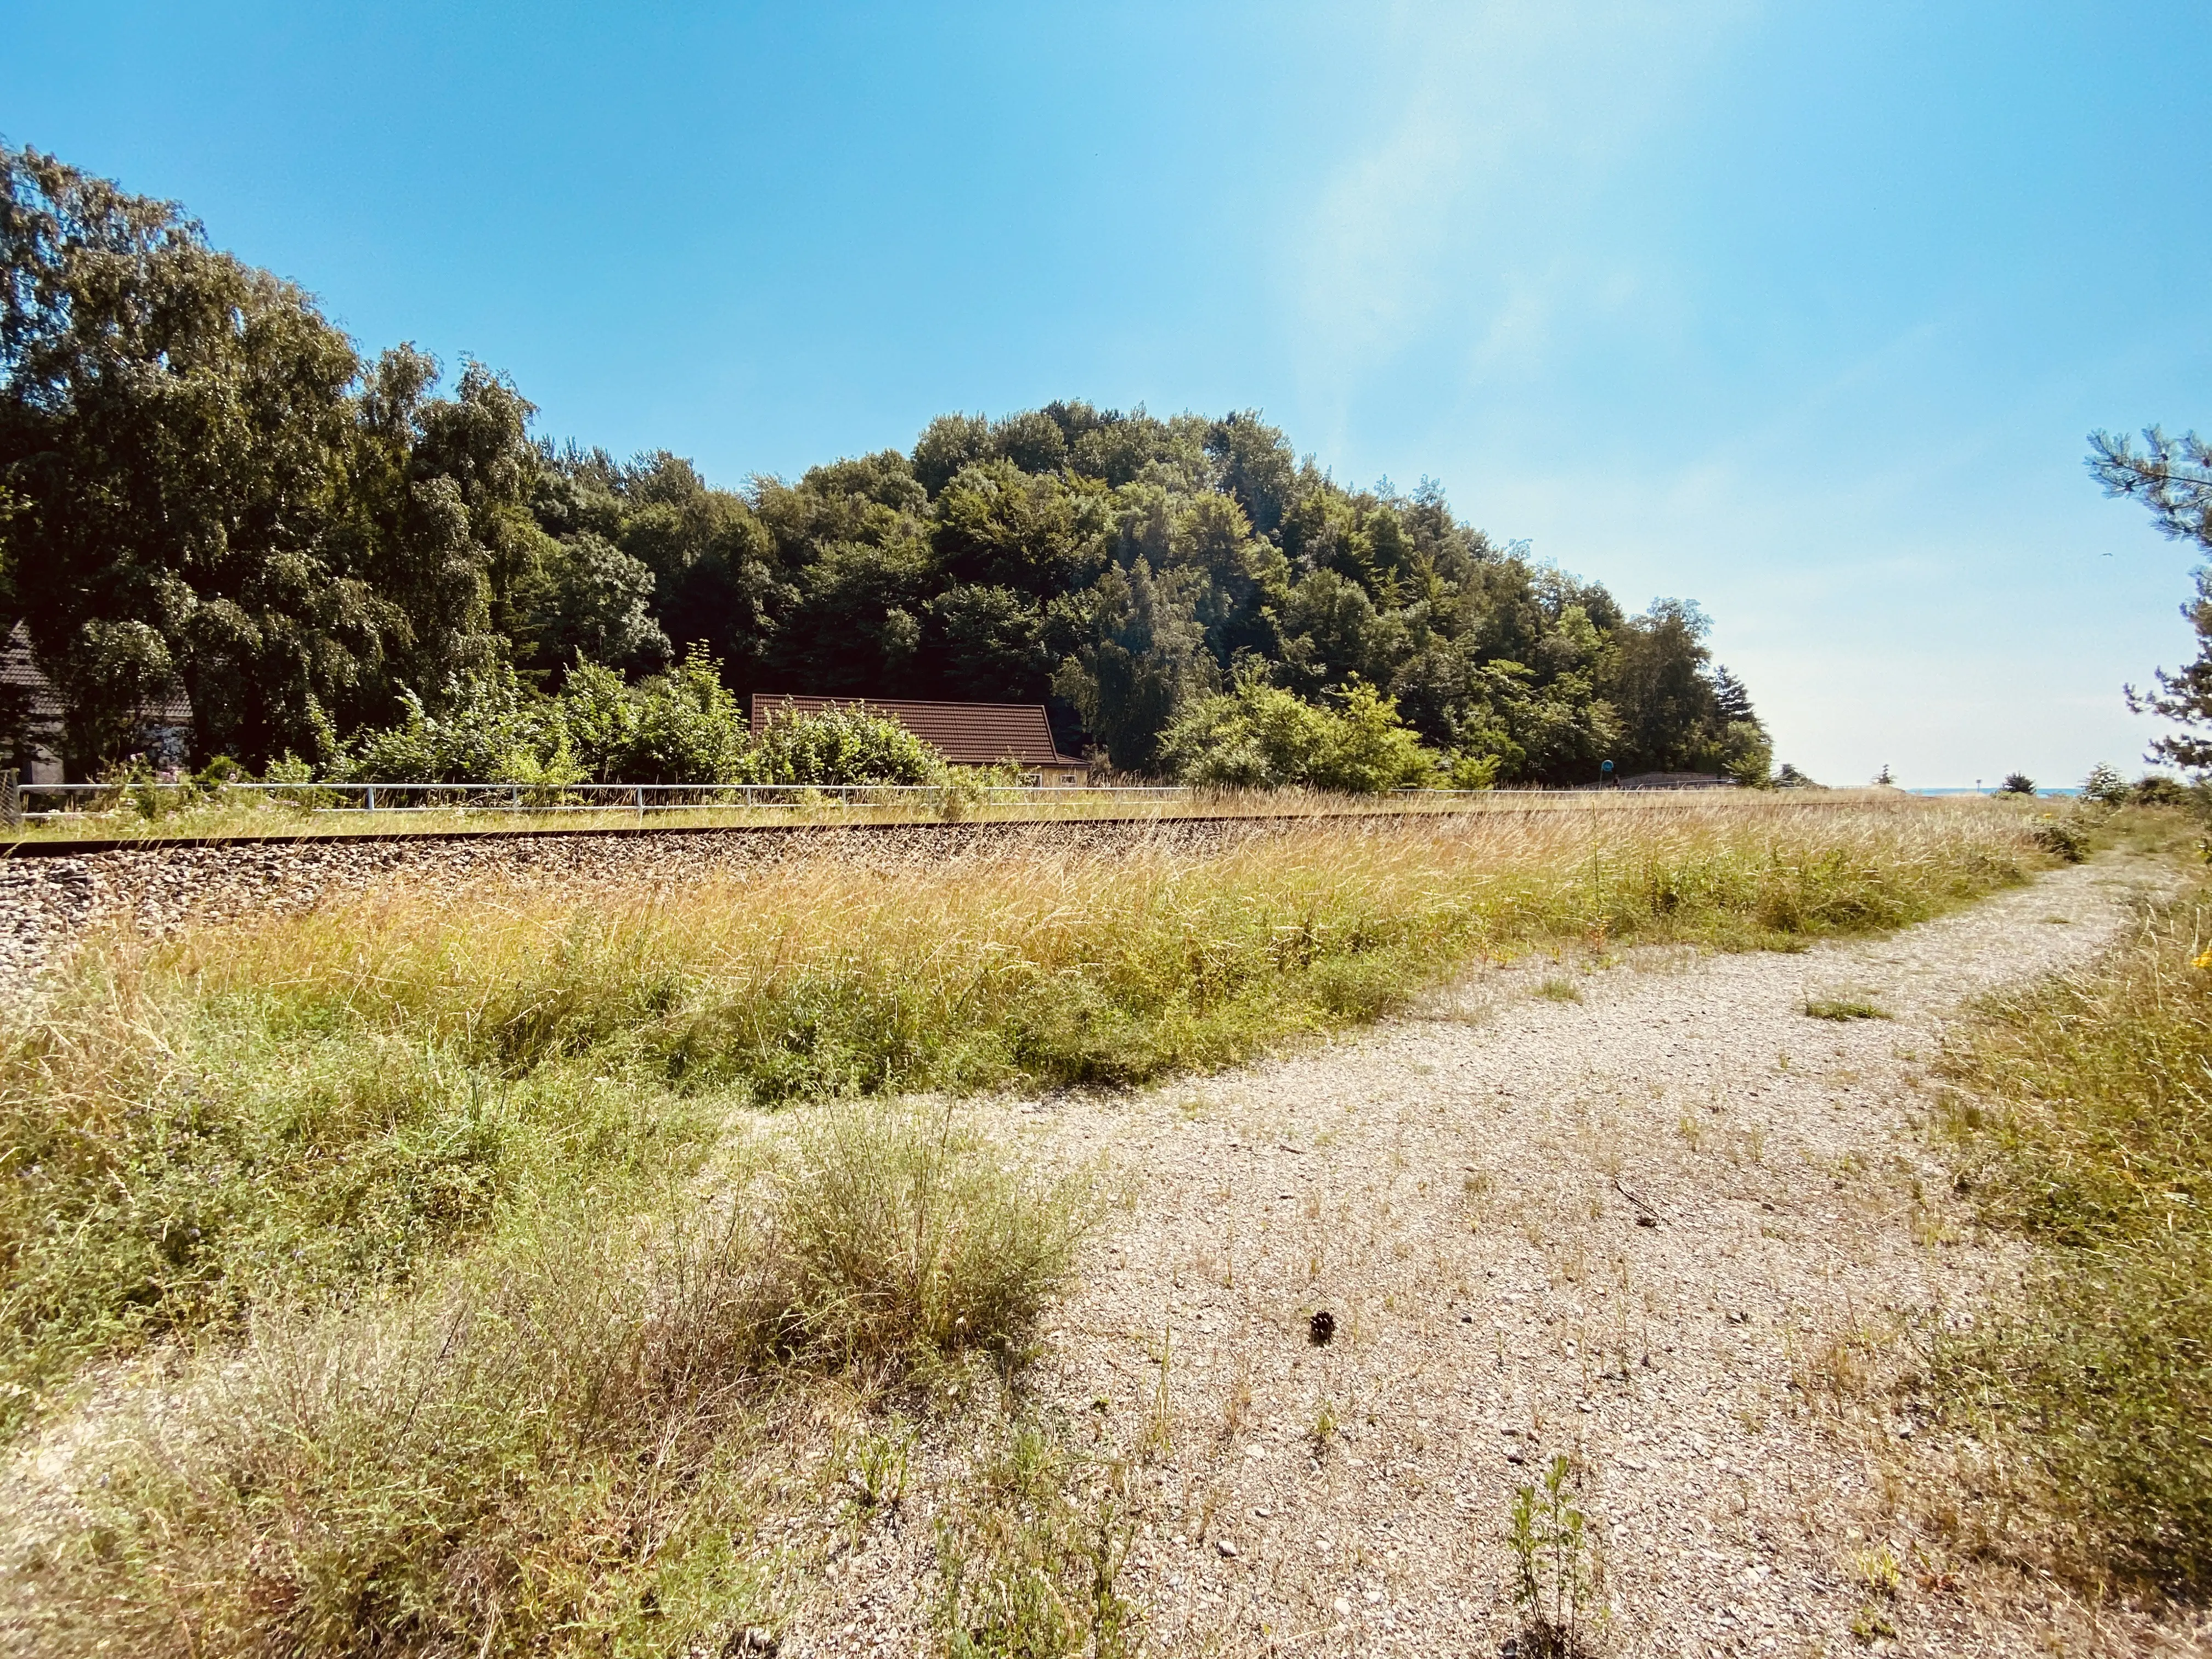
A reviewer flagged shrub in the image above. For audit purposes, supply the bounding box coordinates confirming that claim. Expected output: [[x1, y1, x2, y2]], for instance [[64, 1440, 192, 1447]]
[[334, 662, 583, 786], [2081, 761, 2129, 805], [1159, 674, 1435, 793], [1997, 771, 2037, 795], [2030, 818, 2090, 862], [1441, 751, 1502, 790], [738, 701, 946, 786], [2134, 772, 2194, 808], [562, 646, 749, 783], [15, 1105, 1099, 1657]]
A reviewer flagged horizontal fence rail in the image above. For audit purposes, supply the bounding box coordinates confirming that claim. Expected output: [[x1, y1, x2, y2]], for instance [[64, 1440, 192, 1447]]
[[1, 778, 1741, 823]]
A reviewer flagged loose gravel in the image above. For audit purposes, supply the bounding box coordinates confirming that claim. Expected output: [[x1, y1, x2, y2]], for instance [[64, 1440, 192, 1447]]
[[790, 857, 2200, 1658]]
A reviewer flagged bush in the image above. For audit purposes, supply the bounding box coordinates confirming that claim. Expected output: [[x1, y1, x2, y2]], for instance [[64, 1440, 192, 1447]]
[[1997, 771, 2037, 796], [561, 647, 749, 784], [1159, 675, 1435, 793], [334, 662, 582, 787], [17, 1107, 1099, 1657], [2134, 772, 2194, 808], [2030, 819, 2090, 862], [738, 701, 945, 786], [2081, 761, 2129, 806]]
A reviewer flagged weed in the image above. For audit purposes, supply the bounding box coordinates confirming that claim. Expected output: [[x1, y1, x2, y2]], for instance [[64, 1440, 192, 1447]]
[[935, 1425, 1138, 1659], [8, 1104, 1094, 1657], [1804, 995, 1892, 1022], [843, 1420, 916, 1514], [1505, 1453, 1602, 1657], [761, 1103, 1100, 1376], [1140, 1327, 1173, 1461], [1537, 977, 1584, 1003], [3, 800, 2036, 1421]]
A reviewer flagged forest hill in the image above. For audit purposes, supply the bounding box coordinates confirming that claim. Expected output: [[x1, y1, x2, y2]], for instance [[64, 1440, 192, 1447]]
[[0, 145, 1769, 788]]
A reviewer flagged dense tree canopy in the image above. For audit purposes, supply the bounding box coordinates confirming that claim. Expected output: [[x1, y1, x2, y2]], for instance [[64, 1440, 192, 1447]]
[[1, 146, 1770, 786]]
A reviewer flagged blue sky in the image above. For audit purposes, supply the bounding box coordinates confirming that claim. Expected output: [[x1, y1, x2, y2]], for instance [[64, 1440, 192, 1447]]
[[7, 1, 2209, 786]]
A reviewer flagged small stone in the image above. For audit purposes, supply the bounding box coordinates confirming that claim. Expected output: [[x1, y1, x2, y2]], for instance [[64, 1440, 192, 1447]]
[[1245, 1444, 1268, 1459], [1216, 1538, 1238, 1558], [1332, 1598, 1352, 1617]]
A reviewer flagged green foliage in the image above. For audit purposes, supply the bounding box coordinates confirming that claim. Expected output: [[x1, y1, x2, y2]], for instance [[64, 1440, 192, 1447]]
[[739, 700, 946, 787], [18, 1104, 1096, 1657], [2081, 761, 2130, 805], [562, 646, 750, 784], [2090, 428, 2212, 771], [1158, 675, 1435, 793], [1506, 1454, 1601, 1658], [0, 973, 712, 1432], [1931, 884, 2212, 1597], [333, 661, 583, 787], [4, 148, 1768, 784], [1998, 772, 2038, 795]]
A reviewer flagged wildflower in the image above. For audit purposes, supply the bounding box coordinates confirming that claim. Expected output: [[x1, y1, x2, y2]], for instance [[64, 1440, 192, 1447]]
[[2193, 949, 2212, 970]]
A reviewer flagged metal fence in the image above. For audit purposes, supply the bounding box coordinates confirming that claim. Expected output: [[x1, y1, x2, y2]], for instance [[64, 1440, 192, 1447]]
[[14, 778, 1193, 821], [9, 777, 1626, 822]]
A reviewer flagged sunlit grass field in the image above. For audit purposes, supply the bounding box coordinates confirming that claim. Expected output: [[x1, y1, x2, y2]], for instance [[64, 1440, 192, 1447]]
[[0, 793, 2049, 1656]]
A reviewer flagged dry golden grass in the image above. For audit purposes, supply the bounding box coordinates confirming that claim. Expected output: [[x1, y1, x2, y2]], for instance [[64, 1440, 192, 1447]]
[[155, 795, 2036, 1097]]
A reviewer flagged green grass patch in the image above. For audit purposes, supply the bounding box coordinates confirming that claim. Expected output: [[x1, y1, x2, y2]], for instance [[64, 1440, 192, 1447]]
[[1929, 882, 2212, 1600]]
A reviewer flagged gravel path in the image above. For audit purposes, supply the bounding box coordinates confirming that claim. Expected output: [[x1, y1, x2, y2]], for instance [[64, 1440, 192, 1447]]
[[802, 858, 2181, 1658]]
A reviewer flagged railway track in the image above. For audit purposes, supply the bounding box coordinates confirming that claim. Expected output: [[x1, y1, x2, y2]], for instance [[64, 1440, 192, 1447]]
[[0, 793, 1871, 860]]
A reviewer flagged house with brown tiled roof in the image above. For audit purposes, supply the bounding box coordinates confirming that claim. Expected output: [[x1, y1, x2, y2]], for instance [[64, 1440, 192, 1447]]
[[748, 694, 1091, 785], [0, 622, 195, 782]]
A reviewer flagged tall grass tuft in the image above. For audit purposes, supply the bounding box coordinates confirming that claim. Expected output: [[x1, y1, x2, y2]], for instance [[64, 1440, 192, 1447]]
[[1931, 886, 2212, 1599], [9, 1104, 1097, 1658], [764, 1104, 1098, 1374]]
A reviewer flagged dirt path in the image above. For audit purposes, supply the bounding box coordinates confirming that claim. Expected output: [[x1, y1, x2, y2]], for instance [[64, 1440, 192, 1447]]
[[817, 857, 2172, 1658]]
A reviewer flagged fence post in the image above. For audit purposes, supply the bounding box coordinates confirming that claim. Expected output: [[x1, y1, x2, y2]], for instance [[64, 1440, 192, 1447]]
[[365, 783, 376, 814], [1, 769, 18, 830], [635, 785, 645, 822]]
